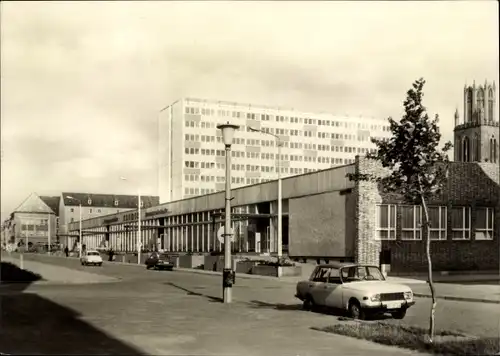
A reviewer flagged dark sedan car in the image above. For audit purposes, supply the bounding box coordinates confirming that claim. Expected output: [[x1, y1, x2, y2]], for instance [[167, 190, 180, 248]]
[[145, 252, 174, 271]]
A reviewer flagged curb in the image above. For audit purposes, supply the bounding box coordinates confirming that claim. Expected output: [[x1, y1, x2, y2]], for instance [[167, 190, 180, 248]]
[[9, 253, 299, 283], [413, 293, 500, 305]]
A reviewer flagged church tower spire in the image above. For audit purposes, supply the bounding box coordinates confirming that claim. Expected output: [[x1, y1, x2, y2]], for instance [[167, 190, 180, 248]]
[[454, 80, 498, 163]]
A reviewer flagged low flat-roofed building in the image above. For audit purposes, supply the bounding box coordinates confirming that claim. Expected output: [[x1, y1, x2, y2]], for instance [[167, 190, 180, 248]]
[[69, 157, 499, 274]]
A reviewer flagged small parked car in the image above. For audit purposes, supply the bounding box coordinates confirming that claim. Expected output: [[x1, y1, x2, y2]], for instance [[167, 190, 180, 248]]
[[145, 252, 174, 271], [295, 262, 415, 320], [80, 250, 103, 266]]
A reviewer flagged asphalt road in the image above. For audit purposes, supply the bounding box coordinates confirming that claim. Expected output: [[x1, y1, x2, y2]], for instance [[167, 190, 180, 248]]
[[2, 254, 428, 356], [3, 253, 499, 354]]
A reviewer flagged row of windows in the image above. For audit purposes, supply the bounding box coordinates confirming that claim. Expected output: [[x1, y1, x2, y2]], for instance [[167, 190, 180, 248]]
[[465, 87, 494, 123], [186, 106, 390, 131], [187, 120, 387, 140], [184, 155, 357, 171], [376, 205, 494, 241], [188, 129, 381, 147], [70, 207, 103, 213], [186, 145, 375, 157], [184, 165, 359, 196], [458, 135, 497, 163]]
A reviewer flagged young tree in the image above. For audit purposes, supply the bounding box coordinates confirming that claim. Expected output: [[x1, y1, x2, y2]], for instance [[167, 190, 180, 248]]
[[348, 78, 452, 343]]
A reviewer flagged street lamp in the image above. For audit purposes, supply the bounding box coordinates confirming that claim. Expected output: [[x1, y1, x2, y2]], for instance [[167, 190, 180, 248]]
[[217, 121, 240, 304], [120, 177, 142, 265], [249, 127, 283, 263], [65, 196, 82, 258]]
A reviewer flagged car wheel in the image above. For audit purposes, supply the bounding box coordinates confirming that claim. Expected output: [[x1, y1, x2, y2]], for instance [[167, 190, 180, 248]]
[[348, 300, 366, 320], [98, 263, 102, 267], [81, 261, 84, 266], [146, 265, 152, 270], [303, 295, 315, 311], [391, 308, 407, 320]]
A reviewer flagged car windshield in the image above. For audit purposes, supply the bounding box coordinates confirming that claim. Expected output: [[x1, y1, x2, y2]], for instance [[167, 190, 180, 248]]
[[88, 252, 100, 256], [340, 266, 385, 283]]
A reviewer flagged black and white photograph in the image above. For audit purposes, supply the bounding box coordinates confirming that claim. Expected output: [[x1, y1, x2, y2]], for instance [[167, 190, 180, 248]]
[[1, 1, 499, 355]]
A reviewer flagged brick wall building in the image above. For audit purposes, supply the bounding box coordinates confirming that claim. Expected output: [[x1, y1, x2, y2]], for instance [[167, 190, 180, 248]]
[[355, 156, 499, 273]]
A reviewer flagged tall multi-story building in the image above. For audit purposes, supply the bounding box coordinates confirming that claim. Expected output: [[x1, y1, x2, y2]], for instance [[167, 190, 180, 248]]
[[158, 98, 392, 202], [454, 80, 498, 163]]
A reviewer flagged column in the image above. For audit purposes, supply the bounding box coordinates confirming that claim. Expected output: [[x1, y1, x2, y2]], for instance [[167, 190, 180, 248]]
[[201, 212, 205, 252], [146, 222, 151, 251], [174, 217, 178, 251], [185, 216, 189, 252], [179, 217, 182, 251], [245, 205, 250, 253], [269, 202, 276, 254], [218, 209, 222, 252], [181, 216, 186, 251], [126, 227, 130, 252], [189, 214, 194, 252], [195, 213, 203, 252], [207, 212, 212, 252]]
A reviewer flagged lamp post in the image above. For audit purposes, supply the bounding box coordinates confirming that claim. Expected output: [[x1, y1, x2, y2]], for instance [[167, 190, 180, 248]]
[[217, 121, 239, 304], [65, 196, 82, 258], [120, 177, 142, 265], [249, 127, 282, 261]]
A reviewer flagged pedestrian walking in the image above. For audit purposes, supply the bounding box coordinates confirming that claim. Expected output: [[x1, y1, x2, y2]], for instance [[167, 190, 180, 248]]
[[108, 248, 114, 262], [64, 246, 69, 257]]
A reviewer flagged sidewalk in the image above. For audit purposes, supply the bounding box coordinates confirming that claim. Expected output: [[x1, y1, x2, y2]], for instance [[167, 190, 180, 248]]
[[1, 255, 118, 286], [408, 282, 500, 304]]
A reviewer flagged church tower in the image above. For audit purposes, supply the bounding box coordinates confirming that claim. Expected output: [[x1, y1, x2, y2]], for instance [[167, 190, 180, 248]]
[[454, 80, 498, 163]]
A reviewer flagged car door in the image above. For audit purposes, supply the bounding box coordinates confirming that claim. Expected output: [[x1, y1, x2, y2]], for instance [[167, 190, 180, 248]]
[[315, 268, 344, 308], [313, 268, 339, 306], [323, 269, 344, 308], [307, 267, 329, 305]]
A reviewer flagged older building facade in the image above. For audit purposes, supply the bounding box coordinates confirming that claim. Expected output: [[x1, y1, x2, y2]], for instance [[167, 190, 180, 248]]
[[454, 80, 498, 163], [2, 193, 59, 247], [355, 159, 499, 273]]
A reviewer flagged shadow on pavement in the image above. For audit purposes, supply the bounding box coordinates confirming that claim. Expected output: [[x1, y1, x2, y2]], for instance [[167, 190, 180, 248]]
[[166, 282, 222, 303], [0, 262, 146, 355], [247, 300, 304, 311], [1, 292, 146, 355], [247, 300, 393, 321], [0, 262, 44, 293]]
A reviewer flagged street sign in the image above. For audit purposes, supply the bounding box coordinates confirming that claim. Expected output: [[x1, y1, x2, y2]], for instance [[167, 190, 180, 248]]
[[217, 225, 235, 244]]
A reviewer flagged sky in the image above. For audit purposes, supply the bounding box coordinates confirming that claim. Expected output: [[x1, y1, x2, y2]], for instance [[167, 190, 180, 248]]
[[1, 1, 499, 221]]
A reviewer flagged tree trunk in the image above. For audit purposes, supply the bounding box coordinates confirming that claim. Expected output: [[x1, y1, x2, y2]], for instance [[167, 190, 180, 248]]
[[421, 196, 436, 344]]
